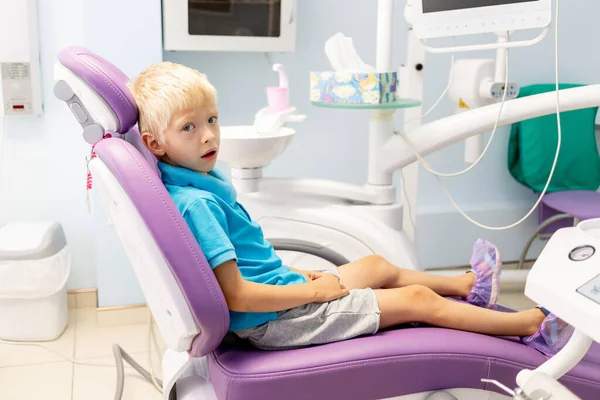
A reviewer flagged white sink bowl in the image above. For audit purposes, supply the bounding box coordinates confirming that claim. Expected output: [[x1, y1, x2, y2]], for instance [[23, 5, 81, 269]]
[[218, 125, 295, 169]]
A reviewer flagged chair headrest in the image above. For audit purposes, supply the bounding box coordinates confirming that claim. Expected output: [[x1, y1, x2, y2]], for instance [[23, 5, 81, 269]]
[[55, 46, 161, 177], [57, 46, 138, 134]]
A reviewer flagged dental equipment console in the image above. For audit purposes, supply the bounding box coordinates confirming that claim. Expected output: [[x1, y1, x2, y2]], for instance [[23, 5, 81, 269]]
[[507, 219, 600, 399], [52, 1, 600, 399], [412, 0, 551, 40]]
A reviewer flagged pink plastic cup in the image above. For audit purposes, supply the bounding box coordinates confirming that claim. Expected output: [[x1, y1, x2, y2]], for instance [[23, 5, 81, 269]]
[[266, 87, 289, 112]]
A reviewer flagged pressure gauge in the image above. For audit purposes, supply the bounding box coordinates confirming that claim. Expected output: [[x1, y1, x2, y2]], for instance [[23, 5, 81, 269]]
[[569, 245, 595, 262]]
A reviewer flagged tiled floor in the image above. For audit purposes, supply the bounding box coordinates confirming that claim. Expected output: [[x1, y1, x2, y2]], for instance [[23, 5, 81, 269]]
[[0, 291, 535, 399], [0, 308, 165, 400]]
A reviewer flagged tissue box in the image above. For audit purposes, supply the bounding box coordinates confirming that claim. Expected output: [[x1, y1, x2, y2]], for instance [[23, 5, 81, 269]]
[[310, 71, 398, 105]]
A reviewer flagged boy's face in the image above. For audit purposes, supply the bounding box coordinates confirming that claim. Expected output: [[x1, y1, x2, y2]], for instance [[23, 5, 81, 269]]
[[144, 105, 220, 174]]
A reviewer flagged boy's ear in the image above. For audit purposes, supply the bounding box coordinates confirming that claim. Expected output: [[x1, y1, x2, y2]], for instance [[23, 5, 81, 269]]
[[141, 131, 166, 157]]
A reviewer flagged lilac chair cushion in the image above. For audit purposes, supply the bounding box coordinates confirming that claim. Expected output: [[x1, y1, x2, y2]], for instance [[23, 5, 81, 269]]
[[94, 138, 230, 357], [58, 46, 160, 177], [542, 190, 600, 221], [122, 127, 161, 178], [209, 327, 600, 400], [58, 47, 138, 134], [537, 190, 600, 235]]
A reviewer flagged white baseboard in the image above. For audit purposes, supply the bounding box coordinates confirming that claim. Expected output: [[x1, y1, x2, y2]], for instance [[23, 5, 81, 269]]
[[416, 202, 548, 269]]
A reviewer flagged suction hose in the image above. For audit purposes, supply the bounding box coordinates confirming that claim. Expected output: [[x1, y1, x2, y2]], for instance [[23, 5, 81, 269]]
[[112, 344, 163, 400]]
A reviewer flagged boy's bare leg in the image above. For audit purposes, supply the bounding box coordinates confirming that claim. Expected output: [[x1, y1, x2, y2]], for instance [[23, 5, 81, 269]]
[[375, 285, 544, 336], [338, 255, 476, 297]]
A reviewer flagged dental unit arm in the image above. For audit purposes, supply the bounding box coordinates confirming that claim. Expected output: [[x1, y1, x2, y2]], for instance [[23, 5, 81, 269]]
[[379, 84, 600, 175]]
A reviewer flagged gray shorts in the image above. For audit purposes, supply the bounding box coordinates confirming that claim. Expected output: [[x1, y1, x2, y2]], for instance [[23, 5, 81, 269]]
[[234, 288, 381, 350]]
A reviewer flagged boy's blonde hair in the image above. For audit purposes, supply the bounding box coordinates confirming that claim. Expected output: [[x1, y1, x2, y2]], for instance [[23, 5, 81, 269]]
[[128, 62, 217, 140]]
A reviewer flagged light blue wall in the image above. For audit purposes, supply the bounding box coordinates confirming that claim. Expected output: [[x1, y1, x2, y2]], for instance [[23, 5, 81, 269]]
[[0, 0, 162, 306], [80, 0, 163, 307], [0, 0, 95, 288], [166, 0, 600, 269]]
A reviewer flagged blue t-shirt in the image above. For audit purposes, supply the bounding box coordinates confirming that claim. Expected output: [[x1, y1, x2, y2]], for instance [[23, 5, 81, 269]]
[[158, 162, 307, 332]]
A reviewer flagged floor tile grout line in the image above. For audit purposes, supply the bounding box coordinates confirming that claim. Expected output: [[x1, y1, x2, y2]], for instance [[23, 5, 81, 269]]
[[0, 308, 169, 398], [0, 321, 76, 369], [70, 308, 78, 400], [0, 349, 162, 369], [0, 360, 73, 369]]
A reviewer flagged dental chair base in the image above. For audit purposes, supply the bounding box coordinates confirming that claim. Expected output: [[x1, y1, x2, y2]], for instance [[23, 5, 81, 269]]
[[236, 190, 420, 271]]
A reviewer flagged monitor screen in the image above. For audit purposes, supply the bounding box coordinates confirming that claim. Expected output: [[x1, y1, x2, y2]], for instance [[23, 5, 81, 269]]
[[423, 0, 537, 13]]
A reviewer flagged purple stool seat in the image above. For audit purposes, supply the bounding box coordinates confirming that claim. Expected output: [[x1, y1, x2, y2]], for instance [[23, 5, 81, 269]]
[[209, 328, 600, 400], [542, 190, 600, 221], [519, 190, 600, 268]]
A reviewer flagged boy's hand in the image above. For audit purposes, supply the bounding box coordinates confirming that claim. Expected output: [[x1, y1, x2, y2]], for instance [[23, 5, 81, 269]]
[[309, 273, 349, 303], [307, 271, 324, 281], [215, 261, 349, 313], [289, 267, 326, 282]]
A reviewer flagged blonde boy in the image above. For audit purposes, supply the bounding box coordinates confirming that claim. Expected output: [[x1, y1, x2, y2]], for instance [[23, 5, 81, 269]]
[[129, 62, 572, 355]]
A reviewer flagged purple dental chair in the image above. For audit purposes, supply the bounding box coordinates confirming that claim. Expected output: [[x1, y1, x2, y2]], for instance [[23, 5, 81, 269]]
[[53, 47, 600, 400]]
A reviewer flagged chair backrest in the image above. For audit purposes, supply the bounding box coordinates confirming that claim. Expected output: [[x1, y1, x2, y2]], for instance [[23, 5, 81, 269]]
[[54, 46, 230, 356]]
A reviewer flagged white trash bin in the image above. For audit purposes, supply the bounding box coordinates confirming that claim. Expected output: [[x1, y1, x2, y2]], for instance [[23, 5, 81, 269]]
[[0, 222, 70, 341]]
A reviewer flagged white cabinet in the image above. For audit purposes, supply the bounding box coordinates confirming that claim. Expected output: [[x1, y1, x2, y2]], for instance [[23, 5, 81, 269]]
[[162, 0, 297, 52]]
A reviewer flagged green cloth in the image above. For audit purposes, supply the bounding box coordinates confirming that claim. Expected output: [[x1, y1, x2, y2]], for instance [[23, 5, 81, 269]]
[[508, 84, 600, 193]]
